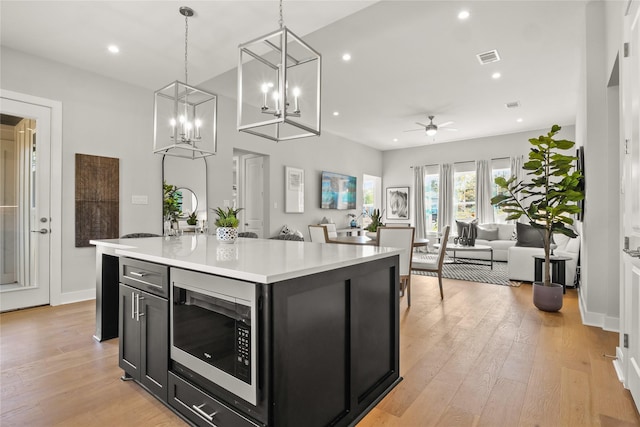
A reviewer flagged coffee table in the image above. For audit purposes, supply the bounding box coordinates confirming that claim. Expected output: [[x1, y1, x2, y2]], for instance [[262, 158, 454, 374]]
[[434, 243, 494, 269]]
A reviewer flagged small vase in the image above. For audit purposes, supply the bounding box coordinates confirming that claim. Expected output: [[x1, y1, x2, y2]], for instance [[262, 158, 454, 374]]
[[216, 227, 238, 244]]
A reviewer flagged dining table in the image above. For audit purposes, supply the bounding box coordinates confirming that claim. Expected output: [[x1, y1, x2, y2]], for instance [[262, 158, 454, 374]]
[[327, 236, 429, 248]]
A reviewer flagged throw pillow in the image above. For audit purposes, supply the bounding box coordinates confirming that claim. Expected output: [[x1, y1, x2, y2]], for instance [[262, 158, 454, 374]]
[[515, 222, 545, 247], [476, 226, 499, 241]]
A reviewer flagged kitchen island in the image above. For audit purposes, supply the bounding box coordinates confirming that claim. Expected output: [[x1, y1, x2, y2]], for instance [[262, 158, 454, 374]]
[[91, 235, 402, 427]]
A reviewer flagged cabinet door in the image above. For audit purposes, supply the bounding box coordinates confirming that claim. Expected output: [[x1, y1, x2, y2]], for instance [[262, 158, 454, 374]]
[[118, 284, 140, 378], [139, 291, 168, 402]]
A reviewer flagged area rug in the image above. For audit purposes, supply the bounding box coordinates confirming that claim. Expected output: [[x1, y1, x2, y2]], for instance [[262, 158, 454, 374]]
[[412, 255, 520, 287]]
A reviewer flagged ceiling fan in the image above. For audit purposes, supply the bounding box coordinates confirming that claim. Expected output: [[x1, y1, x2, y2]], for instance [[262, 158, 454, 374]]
[[405, 115, 458, 136]]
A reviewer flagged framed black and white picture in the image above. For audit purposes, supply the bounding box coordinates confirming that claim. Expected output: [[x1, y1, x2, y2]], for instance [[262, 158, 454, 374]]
[[386, 187, 410, 220], [285, 166, 304, 213]]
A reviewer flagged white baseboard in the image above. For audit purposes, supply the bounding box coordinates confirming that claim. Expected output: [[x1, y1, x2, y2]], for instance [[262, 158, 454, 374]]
[[578, 289, 620, 332], [53, 289, 96, 306], [614, 346, 627, 386]]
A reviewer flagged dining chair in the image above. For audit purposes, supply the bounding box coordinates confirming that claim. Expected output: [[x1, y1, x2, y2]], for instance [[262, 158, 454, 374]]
[[309, 225, 330, 243], [411, 225, 450, 301], [377, 226, 415, 307], [320, 223, 338, 238], [385, 223, 410, 227]]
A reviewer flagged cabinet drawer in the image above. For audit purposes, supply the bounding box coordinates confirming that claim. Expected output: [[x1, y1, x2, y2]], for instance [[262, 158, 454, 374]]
[[169, 372, 260, 427], [119, 258, 169, 298]]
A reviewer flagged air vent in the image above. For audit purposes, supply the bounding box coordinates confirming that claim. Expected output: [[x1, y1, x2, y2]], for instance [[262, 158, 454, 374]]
[[476, 49, 501, 65], [505, 101, 520, 109]]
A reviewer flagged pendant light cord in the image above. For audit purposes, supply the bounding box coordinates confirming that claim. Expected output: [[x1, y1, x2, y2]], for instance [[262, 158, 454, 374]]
[[184, 13, 189, 85], [279, 0, 284, 29]]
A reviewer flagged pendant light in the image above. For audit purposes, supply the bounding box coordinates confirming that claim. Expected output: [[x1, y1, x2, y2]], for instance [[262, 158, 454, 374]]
[[237, 0, 321, 142], [153, 6, 217, 159]]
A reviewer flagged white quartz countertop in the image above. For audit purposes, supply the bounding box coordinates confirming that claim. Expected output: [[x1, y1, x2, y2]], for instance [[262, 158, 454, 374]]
[[90, 235, 402, 284]]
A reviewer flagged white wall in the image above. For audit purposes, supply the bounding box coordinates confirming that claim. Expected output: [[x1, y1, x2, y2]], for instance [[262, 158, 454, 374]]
[[382, 126, 576, 224], [574, 0, 625, 331], [200, 93, 383, 239], [1, 47, 161, 299]]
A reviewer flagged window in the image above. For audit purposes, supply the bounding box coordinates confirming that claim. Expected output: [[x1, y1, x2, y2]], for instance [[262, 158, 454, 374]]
[[491, 158, 511, 223], [362, 174, 381, 218], [423, 165, 439, 231], [454, 162, 476, 220]]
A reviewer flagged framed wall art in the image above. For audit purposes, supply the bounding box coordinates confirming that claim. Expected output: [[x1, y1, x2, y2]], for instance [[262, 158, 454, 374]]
[[285, 166, 304, 213], [386, 186, 410, 220]]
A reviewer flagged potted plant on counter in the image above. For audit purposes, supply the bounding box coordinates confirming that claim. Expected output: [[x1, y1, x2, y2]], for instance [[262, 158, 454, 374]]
[[491, 124, 584, 311], [212, 207, 243, 244]]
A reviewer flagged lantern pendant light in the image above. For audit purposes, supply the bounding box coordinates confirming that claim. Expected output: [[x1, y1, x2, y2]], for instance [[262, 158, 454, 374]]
[[237, 0, 321, 142], [153, 6, 217, 159]]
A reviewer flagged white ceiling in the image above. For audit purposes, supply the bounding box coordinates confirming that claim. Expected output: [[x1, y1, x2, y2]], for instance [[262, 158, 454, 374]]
[[0, 1, 586, 151]]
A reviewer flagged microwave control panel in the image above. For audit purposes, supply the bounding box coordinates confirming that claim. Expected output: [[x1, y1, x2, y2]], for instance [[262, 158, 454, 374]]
[[236, 324, 251, 384]]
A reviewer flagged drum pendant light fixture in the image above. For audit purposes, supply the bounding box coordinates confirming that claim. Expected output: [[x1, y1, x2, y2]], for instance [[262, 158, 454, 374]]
[[237, 0, 321, 142], [153, 6, 217, 159]]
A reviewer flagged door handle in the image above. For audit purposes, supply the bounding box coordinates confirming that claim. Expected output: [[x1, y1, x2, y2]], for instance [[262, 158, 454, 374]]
[[31, 228, 48, 234]]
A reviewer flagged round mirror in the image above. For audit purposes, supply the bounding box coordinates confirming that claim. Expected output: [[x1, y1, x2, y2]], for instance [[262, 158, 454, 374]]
[[175, 187, 198, 218]]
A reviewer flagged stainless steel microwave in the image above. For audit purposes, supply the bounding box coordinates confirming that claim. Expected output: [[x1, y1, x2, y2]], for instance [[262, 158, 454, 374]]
[[170, 268, 257, 405]]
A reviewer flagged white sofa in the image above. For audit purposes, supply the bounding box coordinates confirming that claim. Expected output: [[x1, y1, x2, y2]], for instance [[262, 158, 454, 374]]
[[507, 232, 581, 286], [453, 223, 516, 262], [451, 222, 581, 286]]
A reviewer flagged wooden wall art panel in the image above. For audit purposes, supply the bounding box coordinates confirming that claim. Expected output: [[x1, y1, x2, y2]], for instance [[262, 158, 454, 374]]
[[75, 154, 119, 247]]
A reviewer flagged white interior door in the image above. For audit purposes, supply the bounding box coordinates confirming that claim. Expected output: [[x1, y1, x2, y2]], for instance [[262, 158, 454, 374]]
[[0, 99, 51, 311], [243, 156, 264, 238], [620, 0, 640, 410]]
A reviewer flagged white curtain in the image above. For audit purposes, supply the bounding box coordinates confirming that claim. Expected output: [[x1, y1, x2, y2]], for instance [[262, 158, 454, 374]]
[[438, 163, 453, 233], [510, 155, 525, 222], [510, 155, 524, 185], [413, 166, 426, 239], [476, 160, 493, 224]]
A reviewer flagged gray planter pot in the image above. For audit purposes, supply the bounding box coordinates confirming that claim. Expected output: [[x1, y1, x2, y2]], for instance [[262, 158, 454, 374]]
[[532, 281, 563, 312]]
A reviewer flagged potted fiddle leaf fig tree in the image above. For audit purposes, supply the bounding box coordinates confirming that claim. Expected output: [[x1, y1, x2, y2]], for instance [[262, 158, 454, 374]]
[[491, 124, 584, 312], [212, 207, 243, 244]]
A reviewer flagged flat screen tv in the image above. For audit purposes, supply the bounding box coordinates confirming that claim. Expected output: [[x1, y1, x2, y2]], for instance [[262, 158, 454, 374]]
[[321, 171, 357, 210]]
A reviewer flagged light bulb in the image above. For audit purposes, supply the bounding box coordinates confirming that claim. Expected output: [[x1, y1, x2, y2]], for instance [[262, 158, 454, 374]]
[[170, 118, 177, 127], [292, 87, 301, 97], [261, 83, 270, 94], [195, 119, 202, 128], [179, 115, 186, 124]]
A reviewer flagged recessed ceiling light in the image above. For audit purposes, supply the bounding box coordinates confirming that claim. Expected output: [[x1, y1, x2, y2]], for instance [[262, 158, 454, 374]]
[[342, 53, 351, 61], [516, 118, 523, 123], [108, 45, 120, 54], [458, 10, 470, 20], [333, 111, 340, 116], [492, 72, 501, 79], [393, 138, 398, 142]]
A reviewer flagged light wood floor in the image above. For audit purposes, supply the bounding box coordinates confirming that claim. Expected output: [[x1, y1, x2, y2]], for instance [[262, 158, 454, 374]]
[[1, 276, 638, 427]]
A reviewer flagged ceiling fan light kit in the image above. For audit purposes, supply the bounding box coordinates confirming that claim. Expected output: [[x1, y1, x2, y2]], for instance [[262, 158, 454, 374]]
[[153, 6, 218, 159], [237, 0, 321, 142]]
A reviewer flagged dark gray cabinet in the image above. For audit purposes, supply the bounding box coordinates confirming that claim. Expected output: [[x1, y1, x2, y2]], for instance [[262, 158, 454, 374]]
[[118, 258, 169, 402]]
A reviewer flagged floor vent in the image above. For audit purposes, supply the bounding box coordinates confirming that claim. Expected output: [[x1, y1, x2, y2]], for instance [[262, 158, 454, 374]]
[[476, 49, 501, 65]]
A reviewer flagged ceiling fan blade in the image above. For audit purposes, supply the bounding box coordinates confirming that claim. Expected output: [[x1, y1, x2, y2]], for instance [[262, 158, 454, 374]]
[[442, 128, 458, 131], [439, 121, 455, 127], [403, 128, 425, 133], [415, 122, 429, 127]]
